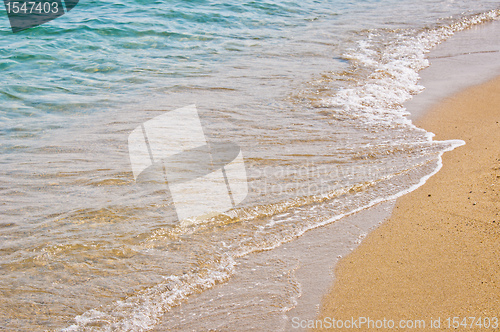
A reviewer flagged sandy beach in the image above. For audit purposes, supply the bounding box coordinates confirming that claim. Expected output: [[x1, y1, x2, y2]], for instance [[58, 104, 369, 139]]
[[3, 2, 500, 329], [314, 76, 500, 330]]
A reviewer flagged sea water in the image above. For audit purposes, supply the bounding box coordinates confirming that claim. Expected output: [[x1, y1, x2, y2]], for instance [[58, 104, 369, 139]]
[[0, 0, 499, 330]]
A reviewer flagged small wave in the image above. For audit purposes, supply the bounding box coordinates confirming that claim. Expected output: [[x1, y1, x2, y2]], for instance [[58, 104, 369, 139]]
[[62, 255, 236, 332], [321, 10, 500, 126]]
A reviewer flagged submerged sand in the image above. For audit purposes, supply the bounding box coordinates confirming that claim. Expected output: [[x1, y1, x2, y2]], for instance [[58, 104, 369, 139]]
[[314, 76, 500, 330]]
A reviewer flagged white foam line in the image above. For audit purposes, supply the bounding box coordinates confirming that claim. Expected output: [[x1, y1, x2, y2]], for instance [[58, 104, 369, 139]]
[[236, 139, 464, 257], [61, 256, 237, 332]]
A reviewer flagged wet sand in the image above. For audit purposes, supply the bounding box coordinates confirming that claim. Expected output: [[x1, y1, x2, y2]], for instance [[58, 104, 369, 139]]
[[314, 76, 500, 330]]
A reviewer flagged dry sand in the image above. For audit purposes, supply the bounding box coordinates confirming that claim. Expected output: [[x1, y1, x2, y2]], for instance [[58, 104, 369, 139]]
[[313, 76, 500, 330]]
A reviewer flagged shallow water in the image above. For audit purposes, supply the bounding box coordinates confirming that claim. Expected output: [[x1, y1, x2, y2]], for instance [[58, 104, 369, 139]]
[[0, 1, 499, 330]]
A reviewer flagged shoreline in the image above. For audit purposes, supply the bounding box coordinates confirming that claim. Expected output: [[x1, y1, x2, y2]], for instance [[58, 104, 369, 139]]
[[405, 19, 500, 121], [313, 75, 500, 330], [281, 19, 500, 331]]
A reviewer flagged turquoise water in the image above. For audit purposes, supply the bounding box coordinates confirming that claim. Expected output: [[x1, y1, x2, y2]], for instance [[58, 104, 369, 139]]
[[0, 1, 499, 330], [1, 0, 496, 121], [1, 0, 338, 119]]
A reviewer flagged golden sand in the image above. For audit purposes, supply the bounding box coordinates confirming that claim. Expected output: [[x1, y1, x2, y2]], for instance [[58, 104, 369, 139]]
[[314, 76, 500, 330]]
